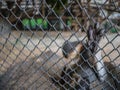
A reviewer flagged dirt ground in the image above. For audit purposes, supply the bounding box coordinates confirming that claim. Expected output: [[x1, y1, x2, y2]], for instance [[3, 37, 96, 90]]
[[0, 31, 119, 89]]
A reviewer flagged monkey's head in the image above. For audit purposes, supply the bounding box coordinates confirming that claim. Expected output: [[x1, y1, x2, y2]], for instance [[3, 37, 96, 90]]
[[62, 40, 83, 59]]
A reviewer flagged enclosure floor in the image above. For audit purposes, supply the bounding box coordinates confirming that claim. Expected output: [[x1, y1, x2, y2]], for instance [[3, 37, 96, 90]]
[[0, 31, 119, 89]]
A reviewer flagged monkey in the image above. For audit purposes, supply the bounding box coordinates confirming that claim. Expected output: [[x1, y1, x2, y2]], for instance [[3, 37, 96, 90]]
[[52, 23, 120, 90]]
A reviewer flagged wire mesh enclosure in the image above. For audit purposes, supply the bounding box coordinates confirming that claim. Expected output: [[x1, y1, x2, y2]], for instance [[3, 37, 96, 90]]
[[0, 0, 120, 90]]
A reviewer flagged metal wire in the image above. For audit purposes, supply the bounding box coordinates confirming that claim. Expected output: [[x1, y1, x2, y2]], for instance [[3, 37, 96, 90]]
[[0, 0, 120, 90]]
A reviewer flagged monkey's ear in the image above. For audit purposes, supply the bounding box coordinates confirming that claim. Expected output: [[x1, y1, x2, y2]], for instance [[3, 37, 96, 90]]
[[87, 25, 94, 41], [94, 22, 99, 30], [96, 28, 106, 38]]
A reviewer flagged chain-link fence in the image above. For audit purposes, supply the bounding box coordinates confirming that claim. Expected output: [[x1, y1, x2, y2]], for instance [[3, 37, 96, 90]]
[[0, 0, 120, 90]]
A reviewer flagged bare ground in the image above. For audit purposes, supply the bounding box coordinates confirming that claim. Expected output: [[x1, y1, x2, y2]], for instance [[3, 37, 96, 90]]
[[0, 31, 119, 89]]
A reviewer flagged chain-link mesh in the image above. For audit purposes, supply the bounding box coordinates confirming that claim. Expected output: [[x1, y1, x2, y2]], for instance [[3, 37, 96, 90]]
[[0, 0, 120, 90]]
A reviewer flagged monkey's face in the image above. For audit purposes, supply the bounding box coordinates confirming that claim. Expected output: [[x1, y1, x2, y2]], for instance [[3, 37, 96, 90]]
[[62, 41, 83, 60], [68, 43, 83, 60]]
